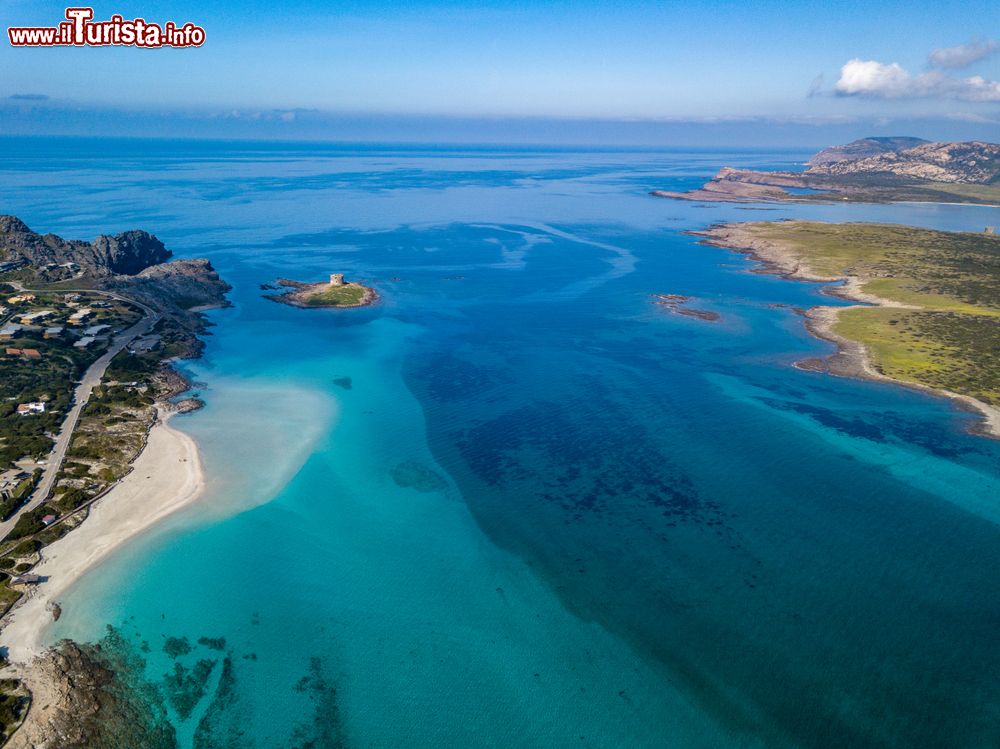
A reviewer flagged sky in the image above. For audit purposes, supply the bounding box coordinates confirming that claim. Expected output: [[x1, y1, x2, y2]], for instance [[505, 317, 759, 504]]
[[2, 0, 1000, 144]]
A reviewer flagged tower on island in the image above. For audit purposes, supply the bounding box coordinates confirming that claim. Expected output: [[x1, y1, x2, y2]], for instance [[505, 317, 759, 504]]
[[329, 273, 345, 287]]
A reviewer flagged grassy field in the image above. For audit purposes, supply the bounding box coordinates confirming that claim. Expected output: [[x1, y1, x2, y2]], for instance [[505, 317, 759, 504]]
[[803, 182, 1000, 206], [305, 283, 368, 307], [919, 182, 1000, 205], [742, 221, 1000, 405]]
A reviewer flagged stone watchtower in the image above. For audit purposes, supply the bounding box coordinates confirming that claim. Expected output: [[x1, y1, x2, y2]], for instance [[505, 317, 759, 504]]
[[329, 273, 345, 286]]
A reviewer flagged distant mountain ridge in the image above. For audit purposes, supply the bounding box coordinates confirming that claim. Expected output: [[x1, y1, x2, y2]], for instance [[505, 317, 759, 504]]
[[652, 137, 1000, 205], [805, 139, 1000, 184], [806, 137, 930, 167]]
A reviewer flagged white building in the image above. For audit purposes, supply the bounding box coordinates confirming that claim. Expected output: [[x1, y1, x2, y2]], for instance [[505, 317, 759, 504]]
[[68, 308, 93, 324], [18, 310, 55, 325]]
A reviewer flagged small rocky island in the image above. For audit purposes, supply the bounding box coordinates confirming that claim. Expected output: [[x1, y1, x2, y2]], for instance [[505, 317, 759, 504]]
[[651, 293, 720, 321], [267, 273, 376, 309]]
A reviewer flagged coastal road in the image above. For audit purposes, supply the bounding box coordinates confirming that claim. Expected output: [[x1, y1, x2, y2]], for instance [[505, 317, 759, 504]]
[[0, 290, 159, 542]]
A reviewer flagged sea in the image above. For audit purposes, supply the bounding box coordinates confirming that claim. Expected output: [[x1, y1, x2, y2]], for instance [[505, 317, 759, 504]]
[[2, 137, 1000, 748]]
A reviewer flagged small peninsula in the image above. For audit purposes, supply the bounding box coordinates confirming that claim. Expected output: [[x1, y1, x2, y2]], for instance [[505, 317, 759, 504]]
[[267, 273, 376, 308], [696, 220, 1000, 437], [655, 138, 1000, 206]]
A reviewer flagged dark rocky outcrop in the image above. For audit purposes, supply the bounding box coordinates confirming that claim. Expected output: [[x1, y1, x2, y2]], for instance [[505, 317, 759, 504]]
[[0, 215, 231, 356], [89, 231, 172, 276], [0, 216, 170, 278], [100, 258, 232, 316], [7, 634, 177, 749]]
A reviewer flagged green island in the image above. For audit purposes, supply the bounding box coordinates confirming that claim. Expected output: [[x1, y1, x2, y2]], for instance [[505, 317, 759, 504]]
[[268, 273, 376, 308], [697, 220, 1000, 436]]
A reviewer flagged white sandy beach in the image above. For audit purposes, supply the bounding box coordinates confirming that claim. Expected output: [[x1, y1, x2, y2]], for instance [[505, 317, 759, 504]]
[[1, 410, 205, 665]]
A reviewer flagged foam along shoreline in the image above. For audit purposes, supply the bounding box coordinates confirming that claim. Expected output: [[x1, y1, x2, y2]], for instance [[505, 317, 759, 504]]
[[1, 409, 205, 665], [694, 223, 1000, 439]]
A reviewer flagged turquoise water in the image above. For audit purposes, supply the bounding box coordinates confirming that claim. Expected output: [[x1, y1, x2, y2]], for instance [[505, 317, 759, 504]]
[[3, 138, 1000, 746]]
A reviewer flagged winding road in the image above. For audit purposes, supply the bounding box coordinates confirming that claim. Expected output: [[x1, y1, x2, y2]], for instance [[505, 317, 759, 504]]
[[0, 290, 158, 542]]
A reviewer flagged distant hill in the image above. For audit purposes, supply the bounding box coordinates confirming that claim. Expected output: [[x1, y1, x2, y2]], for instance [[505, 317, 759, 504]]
[[807, 137, 929, 167], [0, 215, 230, 317], [806, 140, 1000, 184], [652, 137, 1000, 205]]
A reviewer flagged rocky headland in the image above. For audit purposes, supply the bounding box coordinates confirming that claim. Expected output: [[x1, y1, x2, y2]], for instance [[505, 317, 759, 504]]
[[652, 138, 1000, 206]]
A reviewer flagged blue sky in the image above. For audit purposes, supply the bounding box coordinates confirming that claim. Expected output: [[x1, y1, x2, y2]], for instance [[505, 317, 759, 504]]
[[3, 0, 1000, 142]]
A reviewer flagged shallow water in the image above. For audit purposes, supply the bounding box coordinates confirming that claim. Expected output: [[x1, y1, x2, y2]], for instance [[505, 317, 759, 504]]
[[2, 138, 1000, 747]]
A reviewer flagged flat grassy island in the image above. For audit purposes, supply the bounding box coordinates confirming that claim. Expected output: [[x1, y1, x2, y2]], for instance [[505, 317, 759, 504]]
[[269, 274, 376, 309], [698, 221, 1000, 435]]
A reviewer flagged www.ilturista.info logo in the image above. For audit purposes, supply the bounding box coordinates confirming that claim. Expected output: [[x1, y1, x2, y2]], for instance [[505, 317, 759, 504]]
[[8, 7, 205, 47]]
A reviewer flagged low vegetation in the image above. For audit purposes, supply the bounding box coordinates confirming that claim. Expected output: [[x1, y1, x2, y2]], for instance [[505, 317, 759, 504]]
[[0, 292, 186, 616], [304, 283, 368, 307], [737, 221, 1000, 404]]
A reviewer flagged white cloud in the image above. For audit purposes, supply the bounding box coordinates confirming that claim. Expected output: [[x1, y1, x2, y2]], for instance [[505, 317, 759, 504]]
[[945, 111, 1000, 124], [929, 39, 998, 70], [834, 58, 1000, 101], [835, 60, 910, 96]]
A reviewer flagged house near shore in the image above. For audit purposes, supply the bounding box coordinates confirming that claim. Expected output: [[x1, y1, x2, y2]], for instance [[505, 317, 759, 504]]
[[6, 348, 42, 359], [67, 308, 93, 324], [11, 574, 42, 586], [16, 402, 46, 415], [0, 469, 29, 499], [18, 310, 54, 325], [41, 514, 57, 526], [0, 323, 23, 341]]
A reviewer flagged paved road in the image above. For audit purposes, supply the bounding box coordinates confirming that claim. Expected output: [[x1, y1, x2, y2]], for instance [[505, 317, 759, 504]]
[[0, 291, 159, 541]]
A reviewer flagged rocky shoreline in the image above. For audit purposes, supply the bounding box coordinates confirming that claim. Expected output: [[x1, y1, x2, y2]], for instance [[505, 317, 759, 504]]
[[6, 631, 178, 749], [0, 216, 231, 747], [693, 223, 1000, 440]]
